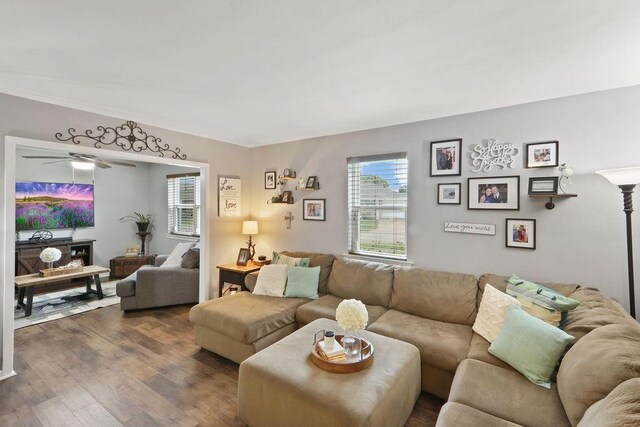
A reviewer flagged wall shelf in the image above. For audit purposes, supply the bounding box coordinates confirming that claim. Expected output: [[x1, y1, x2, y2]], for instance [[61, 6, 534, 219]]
[[296, 181, 320, 191], [529, 193, 577, 210]]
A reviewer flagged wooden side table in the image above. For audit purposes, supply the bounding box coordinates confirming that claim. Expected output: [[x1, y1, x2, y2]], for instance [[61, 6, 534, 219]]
[[109, 255, 157, 280], [216, 263, 263, 297]]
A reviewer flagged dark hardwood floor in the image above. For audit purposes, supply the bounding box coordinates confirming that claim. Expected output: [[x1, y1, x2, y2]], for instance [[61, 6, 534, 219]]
[[0, 304, 443, 426]]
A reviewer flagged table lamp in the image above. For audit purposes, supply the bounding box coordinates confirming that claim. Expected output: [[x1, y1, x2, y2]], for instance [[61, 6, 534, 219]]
[[596, 166, 640, 319], [242, 220, 259, 262]]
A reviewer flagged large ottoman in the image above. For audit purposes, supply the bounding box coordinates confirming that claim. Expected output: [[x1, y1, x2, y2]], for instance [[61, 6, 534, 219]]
[[238, 318, 421, 427]]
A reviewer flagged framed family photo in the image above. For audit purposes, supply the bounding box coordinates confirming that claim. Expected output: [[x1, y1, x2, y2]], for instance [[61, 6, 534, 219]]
[[306, 176, 318, 189], [303, 199, 326, 221], [505, 218, 536, 249], [429, 138, 462, 177], [528, 177, 558, 195], [467, 176, 520, 210], [236, 248, 251, 265], [265, 171, 277, 189], [437, 183, 461, 205], [525, 141, 558, 168]]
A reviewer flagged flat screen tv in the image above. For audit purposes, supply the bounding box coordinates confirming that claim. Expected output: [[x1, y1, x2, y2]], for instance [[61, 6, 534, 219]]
[[16, 182, 95, 231]]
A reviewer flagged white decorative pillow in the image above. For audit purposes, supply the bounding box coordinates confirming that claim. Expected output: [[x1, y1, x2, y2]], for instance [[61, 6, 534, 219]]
[[253, 265, 288, 297], [473, 284, 521, 342], [160, 242, 195, 268]]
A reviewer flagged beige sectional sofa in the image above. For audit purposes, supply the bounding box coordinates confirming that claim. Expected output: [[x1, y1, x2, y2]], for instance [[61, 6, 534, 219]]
[[189, 252, 640, 426]]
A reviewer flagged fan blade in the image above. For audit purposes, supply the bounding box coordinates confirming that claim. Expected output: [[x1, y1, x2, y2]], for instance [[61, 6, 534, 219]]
[[101, 160, 137, 167], [43, 160, 70, 165], [93, 160, 111, 169], [23, 156, 71, 159]]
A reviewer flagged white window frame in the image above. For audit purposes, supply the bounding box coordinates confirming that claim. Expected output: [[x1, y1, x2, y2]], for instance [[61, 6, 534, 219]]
[[347, 152, 408, 261], [167, 173, 201, 237]]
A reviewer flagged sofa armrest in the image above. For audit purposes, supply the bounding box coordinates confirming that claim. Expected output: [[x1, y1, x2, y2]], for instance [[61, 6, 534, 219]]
[[155, 255, 169, 267], [245, 271, 259, 292], [135, 267, 200, 308]]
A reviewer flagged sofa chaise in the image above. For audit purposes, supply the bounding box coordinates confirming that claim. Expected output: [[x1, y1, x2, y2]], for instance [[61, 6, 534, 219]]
[[116, 254, 199, 311], [189, 252, 640, 426]]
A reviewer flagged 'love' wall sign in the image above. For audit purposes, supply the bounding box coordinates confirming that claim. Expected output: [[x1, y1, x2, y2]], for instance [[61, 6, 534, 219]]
[[218, 176, 241, 217], [444, 221, 496, 235]]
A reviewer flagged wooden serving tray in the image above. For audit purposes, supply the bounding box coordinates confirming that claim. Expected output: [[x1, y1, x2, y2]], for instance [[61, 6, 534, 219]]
[[311, 335, 374, 373], [39, 266, 83, 277]]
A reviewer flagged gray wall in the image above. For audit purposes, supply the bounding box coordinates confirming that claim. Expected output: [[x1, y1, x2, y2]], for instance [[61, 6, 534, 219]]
[[147, 163, 202, 255], [15, 148, 152, 267], [248, 85, 640, 312], [0, 93, 251, 370]]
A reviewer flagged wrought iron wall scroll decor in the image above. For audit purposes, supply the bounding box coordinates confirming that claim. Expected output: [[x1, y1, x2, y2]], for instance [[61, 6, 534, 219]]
[[55, 121, 187, 159]]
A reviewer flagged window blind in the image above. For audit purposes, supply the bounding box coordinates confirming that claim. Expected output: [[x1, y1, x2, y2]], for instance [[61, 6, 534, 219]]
[[167, 173, 201, 237], [347, 152, 408, 260]]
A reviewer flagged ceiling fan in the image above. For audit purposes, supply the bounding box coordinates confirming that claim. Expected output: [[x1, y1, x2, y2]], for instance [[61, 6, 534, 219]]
[[22, 152, 136, 169]]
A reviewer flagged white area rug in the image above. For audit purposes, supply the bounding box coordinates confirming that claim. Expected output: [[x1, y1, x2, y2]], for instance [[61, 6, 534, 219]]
[[14, 280, 120, 329]]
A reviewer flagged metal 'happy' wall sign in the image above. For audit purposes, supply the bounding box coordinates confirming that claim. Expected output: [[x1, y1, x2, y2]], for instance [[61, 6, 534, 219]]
[[470, 139, 519, 172]]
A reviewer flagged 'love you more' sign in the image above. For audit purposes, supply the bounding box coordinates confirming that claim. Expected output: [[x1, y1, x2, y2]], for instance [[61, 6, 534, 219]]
[[470, 139, 519, 172], [218, 176, 241, 217]]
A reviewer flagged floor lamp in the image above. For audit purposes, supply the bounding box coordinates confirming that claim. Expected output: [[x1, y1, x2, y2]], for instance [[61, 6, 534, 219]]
[[596, 167, 640, 319]]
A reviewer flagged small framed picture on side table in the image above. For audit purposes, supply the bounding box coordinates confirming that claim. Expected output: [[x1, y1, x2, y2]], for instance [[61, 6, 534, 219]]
[[236, 248, 250, 266]]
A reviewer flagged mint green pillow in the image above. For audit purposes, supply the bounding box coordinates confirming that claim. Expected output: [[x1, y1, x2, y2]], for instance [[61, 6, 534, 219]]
[[285, 266, 320, 299], [272, 251, 310, 267], [489, 305, 574, 389], [507, 275, 580, 311]]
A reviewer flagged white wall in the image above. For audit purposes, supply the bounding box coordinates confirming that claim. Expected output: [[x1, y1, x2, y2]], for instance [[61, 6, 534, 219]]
[[248, 85, 640, 312], [0, 93, 252, 373]]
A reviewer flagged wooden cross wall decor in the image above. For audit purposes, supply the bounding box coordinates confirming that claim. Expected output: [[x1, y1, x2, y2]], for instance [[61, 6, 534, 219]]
[[284, 212, 294, 229]]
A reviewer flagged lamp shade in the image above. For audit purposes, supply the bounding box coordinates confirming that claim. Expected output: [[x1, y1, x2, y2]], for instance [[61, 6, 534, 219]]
[[596, 167, 640, 186], [242, 220, 259, 235]]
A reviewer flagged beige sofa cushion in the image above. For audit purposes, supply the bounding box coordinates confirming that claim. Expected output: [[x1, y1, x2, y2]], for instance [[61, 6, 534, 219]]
[[367, 309, 472, 373], [437, 402, 523, 427], [563, 287, 637, 349], [577, 378, 640, 427], [326, 257, 395, 307], [466, 333, 515, 372], [391, 268, 477, 325], [449, 359, 570, 427], [281, 251, 335, 294], [557, 323, 640, 426], [294, 294, 387, 326], [189, 292, 309, 344]]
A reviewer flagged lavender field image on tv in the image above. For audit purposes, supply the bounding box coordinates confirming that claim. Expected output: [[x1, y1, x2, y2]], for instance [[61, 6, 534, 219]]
[[16, 182, 95, 231]]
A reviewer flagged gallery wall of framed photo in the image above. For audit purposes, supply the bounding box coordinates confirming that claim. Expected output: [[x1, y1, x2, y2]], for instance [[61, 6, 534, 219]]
[[428, 137, 570, 251]]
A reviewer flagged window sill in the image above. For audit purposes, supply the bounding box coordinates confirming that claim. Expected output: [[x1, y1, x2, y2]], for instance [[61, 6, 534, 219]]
[[165, 234, 200, 242], [343, 253, 414, 267]]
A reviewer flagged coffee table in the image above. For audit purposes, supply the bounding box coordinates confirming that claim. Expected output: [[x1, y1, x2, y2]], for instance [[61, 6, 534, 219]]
[[15, 265, 110, 317], [238, 318, 421, 427]]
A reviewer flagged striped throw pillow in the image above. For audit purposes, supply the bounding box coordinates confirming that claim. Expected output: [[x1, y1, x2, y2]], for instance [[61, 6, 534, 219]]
[[272, 251, 310, 267]]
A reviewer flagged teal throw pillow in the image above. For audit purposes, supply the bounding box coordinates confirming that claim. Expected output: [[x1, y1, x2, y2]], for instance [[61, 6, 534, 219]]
[[272, 251, 310, 267], [489, 305, 574, 389], [507, 275, 580, 328], [285, 266, 320, 299]]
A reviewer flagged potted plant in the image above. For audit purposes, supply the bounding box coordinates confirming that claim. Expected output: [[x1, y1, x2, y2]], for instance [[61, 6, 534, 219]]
[[119, 212, 153, 233]]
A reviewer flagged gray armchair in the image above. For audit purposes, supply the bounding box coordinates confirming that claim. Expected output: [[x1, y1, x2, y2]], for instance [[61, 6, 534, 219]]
[[116, 255, 199, 311]]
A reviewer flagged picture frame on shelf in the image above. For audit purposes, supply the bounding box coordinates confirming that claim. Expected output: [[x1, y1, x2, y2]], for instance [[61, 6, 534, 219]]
[[306, 176, 317, 189], [437, 183, 461, 205], [528, 177, 559, 195], [467, 176, 520, 210], [282, 191, 292, 203], [525, 141, 559, 168], [265, 171, 277, 189], [506, 218, 536, 250], [429, 138, 462, 177], [236, 248, 251, 266], [303, 199, 326, 221]]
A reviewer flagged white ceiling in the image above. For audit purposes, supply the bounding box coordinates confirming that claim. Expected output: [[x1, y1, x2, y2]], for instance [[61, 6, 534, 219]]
[[2, 1, 640, 147]]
